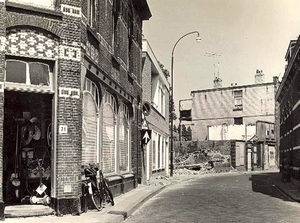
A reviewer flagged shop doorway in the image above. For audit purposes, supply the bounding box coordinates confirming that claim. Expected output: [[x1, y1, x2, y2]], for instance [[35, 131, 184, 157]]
[[3, 90, 53, 206]]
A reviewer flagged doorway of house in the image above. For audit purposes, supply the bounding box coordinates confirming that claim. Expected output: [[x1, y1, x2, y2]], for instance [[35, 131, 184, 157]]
[[3, 90, 53, 206]]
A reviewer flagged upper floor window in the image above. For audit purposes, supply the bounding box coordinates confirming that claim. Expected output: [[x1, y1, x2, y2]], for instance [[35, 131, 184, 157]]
[[233, 90, 243, 111], [152, 78, 166, 117], [88, 0, 96, 28], [8, 0, 56, 9]]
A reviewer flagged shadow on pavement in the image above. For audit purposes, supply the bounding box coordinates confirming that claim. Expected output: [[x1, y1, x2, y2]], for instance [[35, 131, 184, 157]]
[[249, 172, 293, 202]]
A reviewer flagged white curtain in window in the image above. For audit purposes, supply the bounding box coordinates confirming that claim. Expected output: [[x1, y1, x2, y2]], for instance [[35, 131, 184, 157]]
[[102, 105, 115, 173], [82, 92, 98, 165], [119, 114, 129, 172]]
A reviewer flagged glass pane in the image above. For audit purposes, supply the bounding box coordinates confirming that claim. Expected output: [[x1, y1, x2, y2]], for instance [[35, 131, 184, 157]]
[[235, 98, 242, 106], [234, 90, 242, 97], [119, 116, 129, 172], [103, 105, 115, 173], [6, 60, 26, 83], [82, 93, 98, 165], [29, 62, 50, 86], [7, 0, 55, 8]]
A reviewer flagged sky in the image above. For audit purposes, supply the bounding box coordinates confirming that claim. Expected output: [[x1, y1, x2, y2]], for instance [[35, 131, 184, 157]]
[[143, 0, 300, 114]]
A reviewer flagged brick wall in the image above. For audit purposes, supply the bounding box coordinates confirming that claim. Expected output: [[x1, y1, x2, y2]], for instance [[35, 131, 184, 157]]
[[54, 0, 82, 215], [192, 83, 276, 140], [141, 40, 170, 181], [0, 0, 149, 216]]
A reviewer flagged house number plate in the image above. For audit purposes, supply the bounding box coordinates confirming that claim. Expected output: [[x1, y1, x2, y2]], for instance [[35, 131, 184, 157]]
[[59, 125, 68, 134]]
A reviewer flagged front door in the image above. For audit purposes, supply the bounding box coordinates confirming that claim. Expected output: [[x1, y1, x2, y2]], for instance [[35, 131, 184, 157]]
[[3, 91, 53, 205]]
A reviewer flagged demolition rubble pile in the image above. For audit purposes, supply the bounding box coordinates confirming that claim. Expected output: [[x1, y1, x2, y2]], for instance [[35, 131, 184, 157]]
[[148, 175, 171, 186], [148, 150, 232, 186], [174, 149, 231, 172]]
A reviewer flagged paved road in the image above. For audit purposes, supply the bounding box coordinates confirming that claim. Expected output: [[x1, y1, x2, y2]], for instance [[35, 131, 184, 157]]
[[125, 172, 300, 223]]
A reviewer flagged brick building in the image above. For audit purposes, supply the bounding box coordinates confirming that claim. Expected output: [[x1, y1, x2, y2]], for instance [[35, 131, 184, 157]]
[[141, 38, 170, 184], [276, 37, 300, 184], [189, 72, 279, 172], [190, 71, 279, 141], [0, 0, 151, 217]]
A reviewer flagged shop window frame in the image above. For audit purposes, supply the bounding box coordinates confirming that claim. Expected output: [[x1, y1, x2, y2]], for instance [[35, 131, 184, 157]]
[[5, 59, 54, 93], [118, 102, 131, 173]]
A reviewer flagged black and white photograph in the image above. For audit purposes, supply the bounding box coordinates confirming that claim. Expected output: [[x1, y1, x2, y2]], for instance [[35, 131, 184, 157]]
[[0, 0, 300, 222]]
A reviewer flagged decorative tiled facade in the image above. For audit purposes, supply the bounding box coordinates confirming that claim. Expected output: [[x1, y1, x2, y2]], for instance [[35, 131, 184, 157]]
[[6, 28, 59, 59]]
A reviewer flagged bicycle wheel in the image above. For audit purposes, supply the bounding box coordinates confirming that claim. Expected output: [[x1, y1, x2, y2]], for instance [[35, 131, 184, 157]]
[[91, 188, 103, 211], [104, 180, 114, 206]]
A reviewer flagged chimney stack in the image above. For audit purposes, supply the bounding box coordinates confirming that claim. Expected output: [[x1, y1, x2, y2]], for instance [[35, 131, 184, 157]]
[[213, 77, 222, 88], [255, 69, 265, 84]]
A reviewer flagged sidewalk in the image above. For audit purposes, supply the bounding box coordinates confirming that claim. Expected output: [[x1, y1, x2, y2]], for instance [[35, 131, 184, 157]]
[[5, 170, 293, 223], [3, 169, 211, 223], [4, 184, 166, 223], [270, 172, 300, 202]]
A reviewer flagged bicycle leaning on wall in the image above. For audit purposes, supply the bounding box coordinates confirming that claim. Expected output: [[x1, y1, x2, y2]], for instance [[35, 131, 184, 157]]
[[82, 164, 114, 211]]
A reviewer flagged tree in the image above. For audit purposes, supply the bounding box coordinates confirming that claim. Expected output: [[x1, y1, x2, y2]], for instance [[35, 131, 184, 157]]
[[173, 124, 177, 133], [180, 124, 192, 141], [181, 124, 187, 141], [158, 61, 170, 78], [187, 126, 192, 141], [169, 98, 177, 122]]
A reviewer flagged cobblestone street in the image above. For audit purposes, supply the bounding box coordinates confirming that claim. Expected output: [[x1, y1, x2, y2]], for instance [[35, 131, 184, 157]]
[[125, 171, 300, 223]]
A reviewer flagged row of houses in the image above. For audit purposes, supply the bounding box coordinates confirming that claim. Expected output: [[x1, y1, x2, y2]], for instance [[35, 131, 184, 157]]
[[0, 0, 170, 218]]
